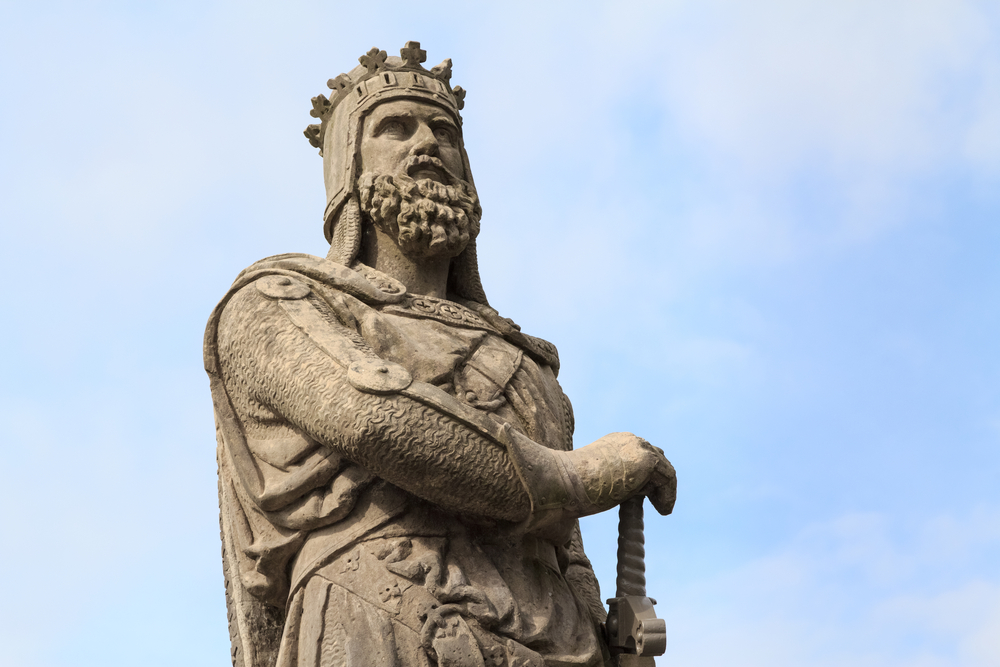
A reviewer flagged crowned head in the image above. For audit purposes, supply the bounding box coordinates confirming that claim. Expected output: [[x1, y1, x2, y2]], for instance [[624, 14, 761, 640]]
[[305, 42, 487, 302]]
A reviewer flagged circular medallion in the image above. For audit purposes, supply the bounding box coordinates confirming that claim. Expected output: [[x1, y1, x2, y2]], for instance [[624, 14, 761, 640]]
[[256, 275, 311, 300], [411, 298, 436, 313], [460, 310, 484, 326], [347, 358, 412, 394]]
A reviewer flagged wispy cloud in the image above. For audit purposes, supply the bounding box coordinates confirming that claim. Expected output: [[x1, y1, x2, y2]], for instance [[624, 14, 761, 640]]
[[601, 0, 1000, 258], [660, 508, 1000, 666]]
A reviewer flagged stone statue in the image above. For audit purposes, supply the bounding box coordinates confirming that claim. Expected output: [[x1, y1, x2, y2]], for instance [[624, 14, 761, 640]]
[[204, 42, 677, 667]]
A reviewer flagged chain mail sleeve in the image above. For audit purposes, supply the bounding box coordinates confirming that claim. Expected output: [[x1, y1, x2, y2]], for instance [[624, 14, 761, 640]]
[[217, 278, 533, 522]]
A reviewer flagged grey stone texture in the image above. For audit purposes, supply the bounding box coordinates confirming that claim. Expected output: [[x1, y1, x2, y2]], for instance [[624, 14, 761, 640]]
[[205, 42, 676, 667]]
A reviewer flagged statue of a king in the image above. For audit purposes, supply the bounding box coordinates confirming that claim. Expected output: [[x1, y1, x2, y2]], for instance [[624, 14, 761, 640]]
[[204, 42, 677, 667]]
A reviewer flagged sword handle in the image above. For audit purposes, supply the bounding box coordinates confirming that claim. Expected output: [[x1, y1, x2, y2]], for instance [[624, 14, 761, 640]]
[[616, 495, 647, 597]]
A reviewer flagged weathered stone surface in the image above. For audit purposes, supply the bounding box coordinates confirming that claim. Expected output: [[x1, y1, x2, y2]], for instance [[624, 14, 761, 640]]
[[205, 42, 677, 667]]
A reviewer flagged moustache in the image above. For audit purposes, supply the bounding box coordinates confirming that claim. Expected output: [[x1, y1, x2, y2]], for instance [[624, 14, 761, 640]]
[[403, 154, 463, 184]]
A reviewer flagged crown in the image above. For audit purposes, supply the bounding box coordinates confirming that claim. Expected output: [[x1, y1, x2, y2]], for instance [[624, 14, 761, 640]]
[[304, 41, 467, 152]]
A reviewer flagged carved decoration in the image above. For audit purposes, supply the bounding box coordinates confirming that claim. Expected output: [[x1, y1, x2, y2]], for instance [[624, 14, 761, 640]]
[[380, 294, 497, 332], [400, 41, 427, 68], [430, 58, 453, 82], [359, 47, 387, 74], [452, 86, 466, 110]]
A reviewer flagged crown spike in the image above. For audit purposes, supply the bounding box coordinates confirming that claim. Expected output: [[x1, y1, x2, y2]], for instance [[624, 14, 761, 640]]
[[327, 74, 351, 92], [304, 124, 321, 150], [430, 58, 452, 82], [309, 94, 331, 119], [359, 47, 387, 74], [452, 86, 466, 110], [400, 41, 427, 68]]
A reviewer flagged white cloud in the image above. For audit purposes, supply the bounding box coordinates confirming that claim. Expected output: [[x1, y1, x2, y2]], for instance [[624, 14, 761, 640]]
[[964, 59, 1000, 173], [585, 0, 1000, 261], [659, 507, 1000, 666], [877, 582, 1000, 666], [654, 0, 994, 167]]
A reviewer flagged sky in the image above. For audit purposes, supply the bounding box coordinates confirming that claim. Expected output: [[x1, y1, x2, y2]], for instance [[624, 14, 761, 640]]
[[0, 1, 998, 665]]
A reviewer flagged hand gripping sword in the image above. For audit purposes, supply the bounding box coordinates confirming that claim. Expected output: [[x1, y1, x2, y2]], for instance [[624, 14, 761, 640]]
[[606, 496, 667, 666]]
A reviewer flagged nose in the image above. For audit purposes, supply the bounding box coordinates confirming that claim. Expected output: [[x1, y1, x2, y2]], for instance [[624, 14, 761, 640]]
[[409, 123, 440, 157]]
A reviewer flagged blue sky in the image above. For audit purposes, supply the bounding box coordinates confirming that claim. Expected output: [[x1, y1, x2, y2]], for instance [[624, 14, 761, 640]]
[[1, 1, 998, 665]]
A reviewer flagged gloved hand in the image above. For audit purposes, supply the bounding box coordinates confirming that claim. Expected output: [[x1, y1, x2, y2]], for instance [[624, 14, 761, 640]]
[[501, 427, 676, 540], [570, 431, 676, 516]]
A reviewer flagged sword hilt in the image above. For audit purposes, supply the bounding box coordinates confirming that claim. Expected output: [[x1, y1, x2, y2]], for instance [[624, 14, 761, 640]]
[[616, 495, 648, 597], [607, 496, 666, 664]]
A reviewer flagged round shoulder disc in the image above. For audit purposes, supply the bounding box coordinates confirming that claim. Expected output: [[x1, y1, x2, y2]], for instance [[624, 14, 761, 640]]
[[347, 358, 412, 394], [256, 274, 311, 300]]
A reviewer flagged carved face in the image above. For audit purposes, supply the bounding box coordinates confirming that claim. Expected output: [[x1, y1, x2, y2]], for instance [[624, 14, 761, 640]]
[[355, 98, 480, 262], [359, 99, 466, 184]]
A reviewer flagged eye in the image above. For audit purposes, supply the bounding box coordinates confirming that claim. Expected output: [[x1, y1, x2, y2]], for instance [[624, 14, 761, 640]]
[[379, 119, 408, 137], [433, 126, 455, 145]]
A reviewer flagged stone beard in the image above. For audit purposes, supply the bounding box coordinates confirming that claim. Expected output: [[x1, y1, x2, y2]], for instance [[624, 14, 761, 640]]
[[358, 155, 482, 260]]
